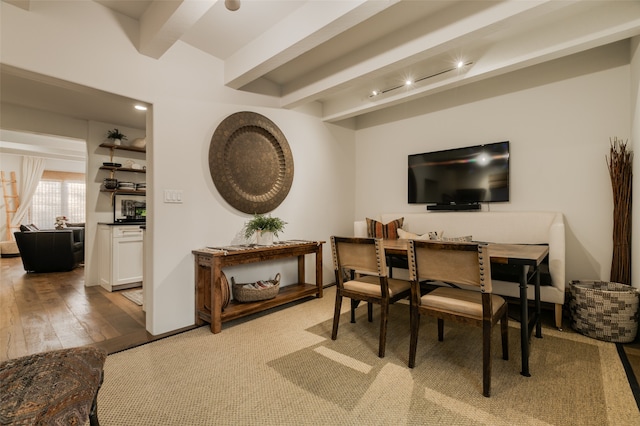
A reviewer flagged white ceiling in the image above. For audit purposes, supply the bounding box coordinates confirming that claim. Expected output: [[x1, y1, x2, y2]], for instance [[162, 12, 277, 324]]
[[2, 0, 640, 131]]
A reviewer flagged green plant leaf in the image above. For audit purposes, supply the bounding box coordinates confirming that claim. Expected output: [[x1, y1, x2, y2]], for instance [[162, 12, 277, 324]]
[[243, 214, 287, 239], [106, 128, 128, 141]]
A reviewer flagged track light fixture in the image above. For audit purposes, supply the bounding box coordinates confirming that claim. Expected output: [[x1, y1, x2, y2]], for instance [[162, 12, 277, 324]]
[[370, 61, 473, 98]]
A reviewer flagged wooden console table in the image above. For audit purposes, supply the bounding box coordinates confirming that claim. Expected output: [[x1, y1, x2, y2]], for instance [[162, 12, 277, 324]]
[[193, 240, 324, 333]]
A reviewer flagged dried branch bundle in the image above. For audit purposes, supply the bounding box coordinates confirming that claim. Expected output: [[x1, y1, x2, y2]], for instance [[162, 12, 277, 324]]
[[606, 137, 633, 284]]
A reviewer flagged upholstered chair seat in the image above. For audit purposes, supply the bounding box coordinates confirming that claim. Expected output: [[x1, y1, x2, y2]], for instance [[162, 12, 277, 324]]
[[343, 274, 413, 298], [422, 287, 507, 318]]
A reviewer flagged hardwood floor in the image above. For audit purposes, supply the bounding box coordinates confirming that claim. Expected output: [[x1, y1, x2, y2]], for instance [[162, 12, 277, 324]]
[[0, 256, 194, 362]]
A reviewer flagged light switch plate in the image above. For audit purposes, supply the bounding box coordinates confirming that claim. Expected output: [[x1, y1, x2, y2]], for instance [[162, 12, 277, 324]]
[[164, 189, 183, 203]]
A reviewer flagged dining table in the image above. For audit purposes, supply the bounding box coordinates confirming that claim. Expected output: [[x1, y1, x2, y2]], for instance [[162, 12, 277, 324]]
[[383, 238, 549, 377]]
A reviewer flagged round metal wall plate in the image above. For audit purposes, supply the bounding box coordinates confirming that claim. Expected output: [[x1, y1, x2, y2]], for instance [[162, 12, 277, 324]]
[[209, 111, 294, 214]]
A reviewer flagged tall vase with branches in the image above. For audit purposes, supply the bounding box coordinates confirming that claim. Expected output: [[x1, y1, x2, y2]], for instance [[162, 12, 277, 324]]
[[607, 137, 633, 284]]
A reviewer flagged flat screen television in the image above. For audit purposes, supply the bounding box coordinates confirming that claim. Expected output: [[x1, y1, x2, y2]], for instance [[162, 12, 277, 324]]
[[408, 141, 510, 206]]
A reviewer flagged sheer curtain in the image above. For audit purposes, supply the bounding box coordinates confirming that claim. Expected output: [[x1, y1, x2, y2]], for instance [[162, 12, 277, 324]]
[[11, 156, 46, 229]]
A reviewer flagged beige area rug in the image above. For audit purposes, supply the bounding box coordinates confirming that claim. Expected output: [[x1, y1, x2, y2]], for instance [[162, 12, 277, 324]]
[[121, 289, 143, 306], [98, 287, 639, 425]]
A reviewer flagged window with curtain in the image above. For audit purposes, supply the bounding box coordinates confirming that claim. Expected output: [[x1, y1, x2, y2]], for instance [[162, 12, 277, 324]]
[[29, 171, 85, 228]]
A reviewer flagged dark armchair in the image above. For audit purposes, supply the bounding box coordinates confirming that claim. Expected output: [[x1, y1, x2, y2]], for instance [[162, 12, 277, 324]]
[[14, 228, 84, 272]]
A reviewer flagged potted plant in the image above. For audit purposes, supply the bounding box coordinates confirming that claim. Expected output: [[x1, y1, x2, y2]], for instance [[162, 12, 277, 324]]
[[106, 128, 127, 146], [243, 214, 286, 245]]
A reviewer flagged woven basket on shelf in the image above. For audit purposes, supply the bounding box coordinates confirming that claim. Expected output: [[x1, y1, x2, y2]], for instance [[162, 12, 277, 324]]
[[569, 280, 639, 343], [231, 273, 280, 303]]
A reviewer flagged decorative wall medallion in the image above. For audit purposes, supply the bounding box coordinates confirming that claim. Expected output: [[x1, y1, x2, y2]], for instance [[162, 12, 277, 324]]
[[209, 112, 294, 214]]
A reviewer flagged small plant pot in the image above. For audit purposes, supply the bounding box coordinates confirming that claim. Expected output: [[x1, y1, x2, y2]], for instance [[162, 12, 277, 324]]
[[256, 231, 274, 246]]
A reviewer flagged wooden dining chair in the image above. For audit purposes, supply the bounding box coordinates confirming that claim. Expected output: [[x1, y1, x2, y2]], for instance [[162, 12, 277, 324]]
[[330, 236, 412, 358], [407, 240, 509, 397]]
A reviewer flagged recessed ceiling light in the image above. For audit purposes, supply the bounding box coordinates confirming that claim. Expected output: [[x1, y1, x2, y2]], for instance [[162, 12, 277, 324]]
[[134, 105, 147, 111], [225, 0, 240, 11]]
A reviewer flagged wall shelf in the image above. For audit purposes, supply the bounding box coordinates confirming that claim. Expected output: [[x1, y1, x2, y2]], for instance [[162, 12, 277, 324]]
[[98, 143, 146, 202], [100, 189, 146, 195], [99, 166, 146, 174], [99, 142, 146, 153]]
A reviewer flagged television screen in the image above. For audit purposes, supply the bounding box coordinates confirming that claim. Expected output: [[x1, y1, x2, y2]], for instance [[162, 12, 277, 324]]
[[408, 141, 510, 204]]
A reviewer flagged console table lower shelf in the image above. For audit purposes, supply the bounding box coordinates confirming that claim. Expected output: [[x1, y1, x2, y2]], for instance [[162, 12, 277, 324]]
[[193, 240, 324, 334], [198, 283, 320, 324]]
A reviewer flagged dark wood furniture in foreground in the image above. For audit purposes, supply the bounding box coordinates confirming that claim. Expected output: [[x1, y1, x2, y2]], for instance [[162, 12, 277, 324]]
[[0, 346, 106, 425], [193, 241, 324, 334], [384, 239, 548, 377]]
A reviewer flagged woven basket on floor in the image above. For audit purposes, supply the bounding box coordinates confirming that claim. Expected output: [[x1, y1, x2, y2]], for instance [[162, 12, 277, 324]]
[[569, 280, 639, 343], [231, 273, 280, 303]]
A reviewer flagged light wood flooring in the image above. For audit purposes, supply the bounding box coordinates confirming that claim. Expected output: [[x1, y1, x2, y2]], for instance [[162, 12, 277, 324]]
[[0, 256, 194, 362]]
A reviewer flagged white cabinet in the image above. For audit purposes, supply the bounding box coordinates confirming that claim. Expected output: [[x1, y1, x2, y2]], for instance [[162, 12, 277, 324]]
[[99, 224, 144, 291]]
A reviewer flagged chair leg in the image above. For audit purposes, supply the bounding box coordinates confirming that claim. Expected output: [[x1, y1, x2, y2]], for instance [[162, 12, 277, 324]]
[[332, 291, 343, 340], [368, 302, 373, 322], [408, 305, 420, 368], [501, 313, 509, 360], [482, 321, 492, 397], [378, 300, 389, 358], [437, 318, 444, 341], [350, 299, 360, 323]]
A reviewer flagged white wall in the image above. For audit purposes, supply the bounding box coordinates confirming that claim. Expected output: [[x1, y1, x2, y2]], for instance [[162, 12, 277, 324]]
[[354, 41, 633, 286], [1, 1, 356, 335], [631, 36, 640, 289], [1, 104, 89, 140]]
